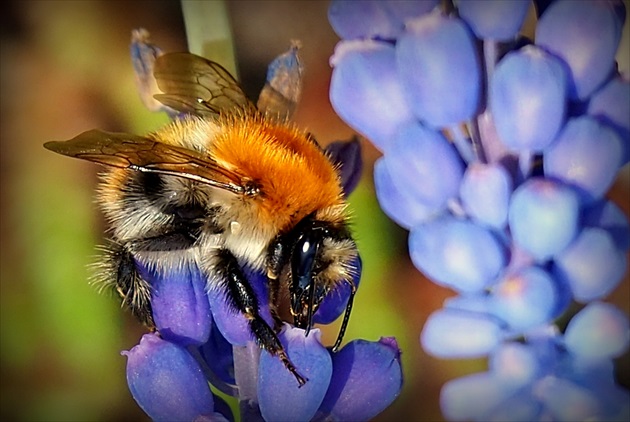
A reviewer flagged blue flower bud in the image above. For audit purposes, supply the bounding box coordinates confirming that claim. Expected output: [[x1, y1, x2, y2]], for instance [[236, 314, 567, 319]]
[[330, 40, 415, 150], [440, 372, 517, 420], [385, 122, 464, 211], [544, 116, 623, 204], [373, 157, 437, 229], [397, 11, 481, 127], [489, 343, 541, 386], [536, 0, 624, 99], [489, 266, 560, 331], [421, 308, 504, 358], [490, 45, 567, 152], [409, 215, 507, 292], [123, 333, 215, 421], [456, 0, 530, 41], [459, 162, 512, 229], [536, 376, 605, 421], [258, 326, 332, 422], [328, 0, 438, 40], [508, 178, 580, 261], [587, 75, 630, 165], [564, 302, 630, 360], [553, 227, 627, 302], [319, 337, 403, 421], [583, 200, 630, 251], [136, 260, 212, 346]]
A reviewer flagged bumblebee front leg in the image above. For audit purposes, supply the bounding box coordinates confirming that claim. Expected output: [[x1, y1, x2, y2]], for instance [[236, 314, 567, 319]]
[[215, 249, 307, 386]]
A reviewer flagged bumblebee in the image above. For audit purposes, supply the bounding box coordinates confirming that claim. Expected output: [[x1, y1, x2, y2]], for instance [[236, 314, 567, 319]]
[[44, 49, 359, 386]]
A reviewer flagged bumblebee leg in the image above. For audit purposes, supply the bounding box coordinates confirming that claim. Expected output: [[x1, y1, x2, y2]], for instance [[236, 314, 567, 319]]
[[267, 278, 283, 331], [97, 241, 154, 327], [216, 249, 307, 386], [331, 280, 356, 353]]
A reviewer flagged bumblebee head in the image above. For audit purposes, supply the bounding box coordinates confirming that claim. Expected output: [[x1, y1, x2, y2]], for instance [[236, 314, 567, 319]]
[[290, 223, 326, 331], [283, 217, 358, 345]]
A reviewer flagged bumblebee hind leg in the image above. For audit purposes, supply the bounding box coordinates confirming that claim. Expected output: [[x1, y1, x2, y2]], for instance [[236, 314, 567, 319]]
[[91, 241, 154, 328]]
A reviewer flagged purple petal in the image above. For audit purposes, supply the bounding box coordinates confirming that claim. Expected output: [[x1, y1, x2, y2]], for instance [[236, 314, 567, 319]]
[[198, 325, 235, 386], [136, 260, 212, 346], [535, 0, 624, 99], [258, 326, 332, 422], [397, 11, 481, 127], [457, 0, 531, 41], [325, 138, 363, 197], [123, 333, 214, 421], [319, 338, 403, 421], [330, 40, 415, 151]]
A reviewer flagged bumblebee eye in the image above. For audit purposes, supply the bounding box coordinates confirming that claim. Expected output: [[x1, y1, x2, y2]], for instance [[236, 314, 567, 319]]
[[290, 229, 323, 332]]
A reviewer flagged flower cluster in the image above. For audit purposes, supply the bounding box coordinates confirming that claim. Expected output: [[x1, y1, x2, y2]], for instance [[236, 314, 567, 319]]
[[329, 0, 629, 420], [120, 31, 402, 421]]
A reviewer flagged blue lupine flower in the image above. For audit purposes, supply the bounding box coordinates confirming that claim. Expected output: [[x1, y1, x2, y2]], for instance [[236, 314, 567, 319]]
[[329, 0, 629, 420], [122, 333, 219, 421], [121, 29, 403, 421]]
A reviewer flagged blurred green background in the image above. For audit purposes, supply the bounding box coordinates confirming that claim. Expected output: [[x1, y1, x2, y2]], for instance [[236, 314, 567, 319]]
[[1, 1, 628, 421]]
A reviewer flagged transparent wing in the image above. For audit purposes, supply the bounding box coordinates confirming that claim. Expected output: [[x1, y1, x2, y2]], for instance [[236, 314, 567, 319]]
[[153, 52, 254, 118], [44, 129, 247, 194]]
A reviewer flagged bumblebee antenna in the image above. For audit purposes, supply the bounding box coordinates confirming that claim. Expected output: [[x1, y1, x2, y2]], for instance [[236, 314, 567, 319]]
[[331, 281, 356, 352]]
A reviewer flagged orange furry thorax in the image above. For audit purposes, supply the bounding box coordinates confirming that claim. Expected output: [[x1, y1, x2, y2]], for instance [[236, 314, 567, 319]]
[[210, 115, 345, 231]]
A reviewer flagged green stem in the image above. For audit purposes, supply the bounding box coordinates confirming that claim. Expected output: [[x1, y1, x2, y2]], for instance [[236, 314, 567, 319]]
[[181, 0, 238, 78]]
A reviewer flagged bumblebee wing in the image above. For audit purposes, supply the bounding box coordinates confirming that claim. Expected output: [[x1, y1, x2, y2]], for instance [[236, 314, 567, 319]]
[[153, 52, 254, 118], [44, 129, 246, 194]]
